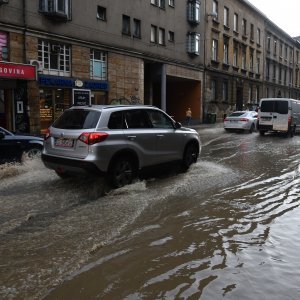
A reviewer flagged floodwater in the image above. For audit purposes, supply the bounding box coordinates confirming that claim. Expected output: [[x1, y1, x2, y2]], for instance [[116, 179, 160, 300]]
[[1, 127, 300, 299]]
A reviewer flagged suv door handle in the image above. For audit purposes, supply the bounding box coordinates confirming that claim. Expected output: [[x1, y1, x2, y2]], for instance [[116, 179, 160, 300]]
[[127, 135, 136, 140], [273, 116, 277, 119]]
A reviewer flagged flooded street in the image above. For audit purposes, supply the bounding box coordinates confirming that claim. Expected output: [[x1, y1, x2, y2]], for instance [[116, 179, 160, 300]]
[[1, 126, 300, 299]]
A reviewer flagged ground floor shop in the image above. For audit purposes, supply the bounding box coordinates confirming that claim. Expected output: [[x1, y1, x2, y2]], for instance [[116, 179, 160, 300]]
[[37, 75, 108, 134], [0, 62, 36, 132]]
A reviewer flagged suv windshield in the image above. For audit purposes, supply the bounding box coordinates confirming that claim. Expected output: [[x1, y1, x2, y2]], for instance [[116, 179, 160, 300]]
[[261, 100, 288, 114], [52, 110, 101, 129]]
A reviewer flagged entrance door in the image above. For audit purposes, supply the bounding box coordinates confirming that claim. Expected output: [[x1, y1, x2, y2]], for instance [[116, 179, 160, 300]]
[[0, 89, 5, 128], [236, 87, 243, 111]]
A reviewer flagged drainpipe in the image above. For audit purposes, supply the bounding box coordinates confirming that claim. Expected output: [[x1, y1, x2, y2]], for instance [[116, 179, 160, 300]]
[[161, 64, 167, 111], [22, 0, 27, 63]]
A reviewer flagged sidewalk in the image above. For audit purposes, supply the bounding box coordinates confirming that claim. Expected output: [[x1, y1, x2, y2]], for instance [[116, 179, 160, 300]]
[[189, 122, 223, 130]]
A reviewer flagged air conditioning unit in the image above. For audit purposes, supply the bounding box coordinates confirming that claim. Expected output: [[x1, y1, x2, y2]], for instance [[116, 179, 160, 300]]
[[51, 44, 61, 53], [29, 60, 43, 71], [0, 0, 9, 4]]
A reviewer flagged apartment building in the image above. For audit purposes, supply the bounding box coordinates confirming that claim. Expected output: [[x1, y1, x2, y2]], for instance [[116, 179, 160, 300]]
[[264, 20, 300, 99], [0, 0, 204, 134], [0, 0, 299, 133], [203, 0, 265, 120]]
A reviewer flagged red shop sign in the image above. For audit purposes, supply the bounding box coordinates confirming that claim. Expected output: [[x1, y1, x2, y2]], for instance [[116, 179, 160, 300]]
[[0, 62, 36, 80]]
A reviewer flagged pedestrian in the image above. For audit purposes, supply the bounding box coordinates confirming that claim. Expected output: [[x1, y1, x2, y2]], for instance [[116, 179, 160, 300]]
[[186, 108, 192, 126]]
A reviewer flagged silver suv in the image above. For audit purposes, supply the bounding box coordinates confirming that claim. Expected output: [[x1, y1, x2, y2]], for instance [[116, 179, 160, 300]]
[[42, 105, 201, 187]]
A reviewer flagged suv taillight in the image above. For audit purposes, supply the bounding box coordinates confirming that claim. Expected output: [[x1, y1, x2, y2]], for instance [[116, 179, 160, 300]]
[[78, 132, 109, 145], [44, 128, 51, 140]]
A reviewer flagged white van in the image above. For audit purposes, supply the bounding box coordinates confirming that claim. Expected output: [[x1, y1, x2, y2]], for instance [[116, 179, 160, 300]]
[[258, 98, 300, 137]]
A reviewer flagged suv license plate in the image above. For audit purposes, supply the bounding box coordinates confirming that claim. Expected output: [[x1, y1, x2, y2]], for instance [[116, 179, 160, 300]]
[[55, 138, 74, 148]]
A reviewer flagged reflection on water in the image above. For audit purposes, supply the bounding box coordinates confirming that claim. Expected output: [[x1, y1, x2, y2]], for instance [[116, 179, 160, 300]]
[[1, 132, 300, 300]]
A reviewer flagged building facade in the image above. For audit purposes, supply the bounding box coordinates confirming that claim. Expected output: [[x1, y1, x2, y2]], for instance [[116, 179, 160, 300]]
[[0, 0, 299, 133], [202, 0, 300, 122], [0, 0, 204, 134]]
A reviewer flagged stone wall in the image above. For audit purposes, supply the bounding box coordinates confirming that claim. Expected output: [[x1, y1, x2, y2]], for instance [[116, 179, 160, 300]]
[[72, 45, 90, 78], [108, 53, 144, 104]]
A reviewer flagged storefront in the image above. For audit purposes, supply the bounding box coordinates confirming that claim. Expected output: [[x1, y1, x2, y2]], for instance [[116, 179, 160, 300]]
[[38, 75, 109, 134], [0, 62, 36, 132]]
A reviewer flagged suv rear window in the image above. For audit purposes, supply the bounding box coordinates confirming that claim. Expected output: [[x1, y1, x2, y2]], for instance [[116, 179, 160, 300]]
[[52, 109, 101, 129], [261, 101, 288, 114]]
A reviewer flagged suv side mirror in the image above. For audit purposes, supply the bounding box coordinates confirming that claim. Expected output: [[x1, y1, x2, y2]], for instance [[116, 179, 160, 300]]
[[0, 131, 5, 139], [175, 122, 182, 129]]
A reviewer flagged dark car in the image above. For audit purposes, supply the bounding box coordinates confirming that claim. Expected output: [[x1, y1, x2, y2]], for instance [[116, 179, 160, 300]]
[[0, 127, 44, 164]]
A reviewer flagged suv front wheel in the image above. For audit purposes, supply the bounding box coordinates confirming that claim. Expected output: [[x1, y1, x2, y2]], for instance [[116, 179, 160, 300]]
[[182, 142, 198, 171], [108, 155, 137, 188]]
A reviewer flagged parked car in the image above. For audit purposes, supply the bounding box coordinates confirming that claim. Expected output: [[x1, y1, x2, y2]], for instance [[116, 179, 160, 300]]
[[224, 111, 258, 133], [0, 127, 43, 164], [42, 105, 201, 188], [257, 98, 300, 137]]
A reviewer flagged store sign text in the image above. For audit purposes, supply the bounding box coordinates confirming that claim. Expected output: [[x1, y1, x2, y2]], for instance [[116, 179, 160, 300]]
[[39, 75, 108, 90], [0, 63, 36, 80]]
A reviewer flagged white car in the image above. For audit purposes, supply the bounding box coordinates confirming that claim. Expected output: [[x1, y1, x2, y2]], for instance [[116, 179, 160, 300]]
[[224, 111, 258, 133]]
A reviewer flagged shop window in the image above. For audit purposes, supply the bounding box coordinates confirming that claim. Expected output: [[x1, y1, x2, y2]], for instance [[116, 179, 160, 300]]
[[39, 89, 71, 134], [90, 50, 107, 80], [38, 40, 71, 76], [0, 32, 8, 61]]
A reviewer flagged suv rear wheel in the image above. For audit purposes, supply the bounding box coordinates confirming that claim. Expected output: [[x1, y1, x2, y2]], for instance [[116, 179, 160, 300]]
[[108, 156, 137, 188]]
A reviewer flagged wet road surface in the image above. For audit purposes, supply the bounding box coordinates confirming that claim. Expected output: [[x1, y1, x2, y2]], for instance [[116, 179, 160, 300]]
[[1, 127, 300, 299]]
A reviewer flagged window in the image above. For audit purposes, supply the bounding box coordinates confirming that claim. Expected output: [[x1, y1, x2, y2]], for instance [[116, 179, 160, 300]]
[[122, 15, 131, 35], [125, 110, 152, 129], [256, 28, 261, 45], [212, 0, 218, 19], [211, 80, 217, 101], [279, 43, 283, 57], [212, 39, 218, 61], [224, 7, 229, 27], [151, 0, 165, 9], [249, 49, 254, 71], [147, 110, 174, 129], [233, 13, 238, 32], [169, 0, 175, 7], [159, 28, 165, 45], [274, 40, 277, 55], [266, 60, 270, 79], [187, 0, 200, 24], [0, 31, 8, 61], [241, 46, 246, 69], [187, 32, 200, 55], [97, 6, 106, 21], [133, 19, 141, 38], [222, 82, 228, 102], [233, 44, 238, 67], [250, 24, 254, 40], [168, 31, 174, 42], [223, 39, 228, 64], [256, 56, 260, 73], [151, 25, 157, 43], [242, 19, 247, 36], [90, 50, 107, 80], [38, 40, 70, 76], [39, 0, 70, 19], [267, 36, 271, 51]]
